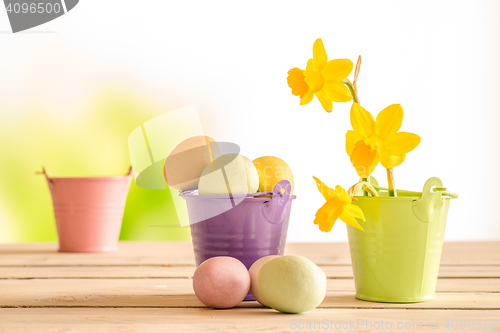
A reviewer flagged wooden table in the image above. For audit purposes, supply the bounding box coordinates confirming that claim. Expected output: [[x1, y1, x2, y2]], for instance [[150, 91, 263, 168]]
[[0, 242, 499, 332]]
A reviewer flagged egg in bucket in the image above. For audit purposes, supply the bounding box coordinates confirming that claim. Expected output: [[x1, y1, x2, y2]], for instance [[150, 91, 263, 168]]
[[165, 145, 296, 301]]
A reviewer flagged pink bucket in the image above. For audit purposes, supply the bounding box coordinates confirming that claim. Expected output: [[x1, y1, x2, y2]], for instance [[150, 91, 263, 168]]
[[180, 180, 295, 301], [41, 167, 132, 253]]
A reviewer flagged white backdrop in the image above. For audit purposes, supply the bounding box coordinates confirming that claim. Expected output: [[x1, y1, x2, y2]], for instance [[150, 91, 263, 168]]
[[1, 0, 499, 242]]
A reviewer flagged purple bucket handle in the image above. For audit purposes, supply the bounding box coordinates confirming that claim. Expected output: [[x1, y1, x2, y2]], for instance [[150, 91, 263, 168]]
[[262, 180, 291, 224]]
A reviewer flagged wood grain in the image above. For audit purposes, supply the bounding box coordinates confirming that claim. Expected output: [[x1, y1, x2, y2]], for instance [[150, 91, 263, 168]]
[[0, 242, 498, 332], [0, 241, 498, 266], [1, 279, 499, 309], [1, 277, 498, 301], [1, 308, 499, 333], [1, 264, 499, 279]]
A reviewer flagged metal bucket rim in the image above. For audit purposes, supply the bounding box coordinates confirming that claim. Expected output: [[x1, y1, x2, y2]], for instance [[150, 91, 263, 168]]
[[353, 195, 453, 201], [48, 176, 132, 181], [179, 191, 296, 201]]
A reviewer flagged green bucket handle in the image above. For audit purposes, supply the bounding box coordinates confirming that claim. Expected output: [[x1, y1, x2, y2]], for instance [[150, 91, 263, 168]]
[[366, 176, 458, 223], [413, 177, 445, 223]]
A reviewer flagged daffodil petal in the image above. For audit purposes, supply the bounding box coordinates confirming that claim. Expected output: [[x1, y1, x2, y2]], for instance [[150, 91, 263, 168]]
[[300, 93, 314, 105], [287, 68, 308, 97], [306, 58, 314, 71], [350, 103, 375, 138], [375, 104, 403, 139], [312, 39, 327, 72], [340, 209, 364, 231], [313, 176, 337, 201], [323, 80, 352, 103], [344, 204, 365, 221], [315, 90, 333, 112], [380, 153, 406, 169], [350, 140, 379, 178], [384, 132, 421, 154], [304, 70, 324, 94], [322, 59, 353, 81], [346, 130, 363, 156], [325, 199, 343, 221], [334, 185, 351, 204]]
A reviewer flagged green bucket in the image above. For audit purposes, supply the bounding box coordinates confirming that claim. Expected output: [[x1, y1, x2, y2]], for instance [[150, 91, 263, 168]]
[[347, 177, 458, 303]]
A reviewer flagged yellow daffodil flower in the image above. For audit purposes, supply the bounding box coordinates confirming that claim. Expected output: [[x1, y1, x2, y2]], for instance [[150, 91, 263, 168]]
[[313, 176, 365, 232], [287, 39, 353, 112], [346, 103, 421, 177]]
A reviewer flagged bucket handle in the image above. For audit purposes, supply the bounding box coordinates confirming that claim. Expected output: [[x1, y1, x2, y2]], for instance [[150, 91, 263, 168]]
[[36, 166, 54, 189], [262, 180, 291, 224], [37, 166, 133, 186], [412, 177, 446, 223]]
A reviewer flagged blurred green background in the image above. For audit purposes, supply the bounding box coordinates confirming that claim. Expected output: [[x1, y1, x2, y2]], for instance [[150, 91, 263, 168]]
[[0, 86, 191, 243]]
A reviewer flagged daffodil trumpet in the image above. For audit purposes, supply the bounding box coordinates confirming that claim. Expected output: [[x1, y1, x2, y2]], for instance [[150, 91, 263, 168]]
[[313, 176, 367, 232]]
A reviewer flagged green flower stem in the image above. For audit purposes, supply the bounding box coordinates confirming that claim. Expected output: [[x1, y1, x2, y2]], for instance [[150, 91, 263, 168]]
[[341, 79, 358, 104], [387, 168, 396, 197], [361, 177, 369, 196]]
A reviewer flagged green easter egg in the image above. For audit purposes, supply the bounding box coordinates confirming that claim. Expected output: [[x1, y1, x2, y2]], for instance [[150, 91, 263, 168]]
[[257, 255, 326, 313]]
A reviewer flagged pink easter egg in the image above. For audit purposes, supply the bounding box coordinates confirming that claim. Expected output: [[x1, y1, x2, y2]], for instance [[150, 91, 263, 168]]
[[193, 256, 250, 308]]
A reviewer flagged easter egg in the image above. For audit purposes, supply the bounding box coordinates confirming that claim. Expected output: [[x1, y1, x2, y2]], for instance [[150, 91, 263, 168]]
[[198, 154, 259, 195], [252, 156, 294, 194], [163, 136, 220, 191], [249, 255, 280, 307], [192, 256, 250, 309], [258, 255, 326, 313]]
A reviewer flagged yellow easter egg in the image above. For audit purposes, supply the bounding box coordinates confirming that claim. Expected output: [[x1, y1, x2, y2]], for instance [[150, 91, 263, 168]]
[[252, 156, 294, 194]]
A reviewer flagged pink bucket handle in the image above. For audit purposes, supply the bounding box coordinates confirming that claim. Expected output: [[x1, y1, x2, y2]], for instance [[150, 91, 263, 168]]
[[262, 180, 291, 224], [37, 166, 132, 187], [37, 166, 54, 189]]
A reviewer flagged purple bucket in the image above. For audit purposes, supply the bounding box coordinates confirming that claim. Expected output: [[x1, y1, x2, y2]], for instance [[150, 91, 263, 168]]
[[180, 180, 295, 301]]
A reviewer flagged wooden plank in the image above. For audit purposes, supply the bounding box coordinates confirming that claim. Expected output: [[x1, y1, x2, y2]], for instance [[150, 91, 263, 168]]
[[285, 242, 351, 265], [435, 278, 500, 292], [1, 265, 500, 279], [0, 308, 499, 333], [327, 278, 500, 293], [0, 278, 499, 309], [440, 241, 500, 265], [1, 292, 499, 310], [0, 241, 498, 266], [0, 266, 195, 279], [288, 241, 500, 266], [318, 292, 500, 310], [0, 278, 498, 309], [3, 277, 483, 294], [0, 242, 196, 266]]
